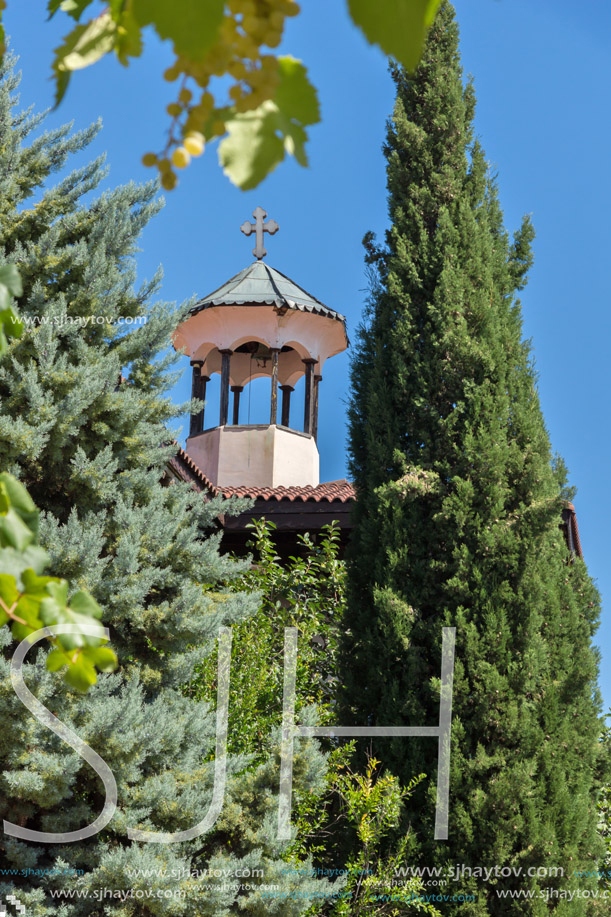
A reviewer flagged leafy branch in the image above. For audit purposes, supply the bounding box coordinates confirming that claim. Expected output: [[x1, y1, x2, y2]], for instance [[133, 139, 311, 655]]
[[0, 0, 441, 189]]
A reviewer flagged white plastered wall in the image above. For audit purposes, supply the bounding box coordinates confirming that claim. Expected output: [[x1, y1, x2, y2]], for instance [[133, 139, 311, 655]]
[[173, 304, 347, 378], [186, 425, 319, 489]]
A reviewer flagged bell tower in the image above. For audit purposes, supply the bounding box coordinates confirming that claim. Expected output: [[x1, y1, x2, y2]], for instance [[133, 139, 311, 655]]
[[173, 209, 348, 490]]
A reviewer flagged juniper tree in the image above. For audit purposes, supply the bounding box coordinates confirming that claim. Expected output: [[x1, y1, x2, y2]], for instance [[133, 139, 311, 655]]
[[342, 4, 605, 912], [0, 57, 331, 915]]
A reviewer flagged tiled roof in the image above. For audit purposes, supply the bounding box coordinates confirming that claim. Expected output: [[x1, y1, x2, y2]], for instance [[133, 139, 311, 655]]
[[190, 260, 346, 323], [222, 480, 355, 503], [166, 444, 219, 495], [166, 447, 354, 504]]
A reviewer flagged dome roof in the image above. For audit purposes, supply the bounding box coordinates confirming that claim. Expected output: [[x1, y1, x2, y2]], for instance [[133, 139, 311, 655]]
[[190, 261, 345, 323]]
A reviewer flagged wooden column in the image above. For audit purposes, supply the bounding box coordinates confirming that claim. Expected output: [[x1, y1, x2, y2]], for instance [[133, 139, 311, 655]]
[[199, 374, 210, 433], [270, 349, 280, 424], [280, 385, 293, 428], [303, 359, 316, 435], [312, 374, 321, 442], [189, 362, 207, 437], [219, 350, 232, 426], [231, 386, 243, 425]]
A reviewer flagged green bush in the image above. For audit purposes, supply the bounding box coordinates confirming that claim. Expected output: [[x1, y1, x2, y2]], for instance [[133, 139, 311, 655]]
[[189, 519, 346, 762]]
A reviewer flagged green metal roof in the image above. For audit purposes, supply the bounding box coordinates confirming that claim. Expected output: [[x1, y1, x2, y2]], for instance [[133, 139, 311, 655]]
[[190, 261, 345, 323]]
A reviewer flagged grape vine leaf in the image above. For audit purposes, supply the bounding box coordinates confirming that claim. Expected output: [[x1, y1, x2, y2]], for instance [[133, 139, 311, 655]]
[[48, 0, 95, 21], [131, 0, 224, 62], [0, 476, 38, 555], [0, 472, 39, 538], [15, 571, 60, 637], [275, 55, 320, 127], [0, 546, 50, 587], [63, 651, 97, 690], [40, 581, 105, 651], [0, 508, 34, 552], [0, 574, 18, 627], [115, 7, 143, 65], [347, 0, 442, 71], [47, 643, 116, 690], [52, 11, 117, 106], [219, 102, 284, 192], [219, 56, 320, 190], [0, 263, 23, 354], [0, 473, 49, 586]]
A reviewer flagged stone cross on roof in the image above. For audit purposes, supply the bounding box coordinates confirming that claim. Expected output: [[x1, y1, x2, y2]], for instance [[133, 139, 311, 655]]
[[240, 206, 279, 260]]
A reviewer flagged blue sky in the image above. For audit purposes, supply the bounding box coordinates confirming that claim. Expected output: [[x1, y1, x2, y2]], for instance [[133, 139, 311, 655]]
[[4, 1, 610, 711]]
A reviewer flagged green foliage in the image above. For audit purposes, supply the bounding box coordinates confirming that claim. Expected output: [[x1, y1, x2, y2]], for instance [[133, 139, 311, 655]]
[[288, 753, 441, 917], [323, 760, 439, 917], [0, 260, 117, 691], [0, 60, 331, 915], [0, 0, 439, 189], [193, 522, 438, 917], [597, 720, 611, 892], [192, 519, 447, 916], [286, 743, 356, 868], [343, 3, 606, 912], [190, 519, 346, 761], [46, 0, 316, 191]]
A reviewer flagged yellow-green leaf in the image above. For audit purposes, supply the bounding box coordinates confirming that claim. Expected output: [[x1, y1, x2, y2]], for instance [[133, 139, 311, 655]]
[[220, 58, 319, 190], [39, 582, 106, 650], [131, 0, 223, 62], [115, 8, 143, 66], [219, 101, 285, 191], [41, 579, 69, 609], [83, 644, 118, 672], [0, 263, 23, 300], [64, 651, 97, 691], [69, 589, 103, 619], [46, 646, 71, 672], [0, 472, 39, 537], [0, 509, 35, 552], [15, 593, 47, 630], [48, 0, 95, 21], [275, 56, 320, 127], [11, 616, 45, 643], [347, 0, 442, 71], [21, 569, 61, 596], [0, 573, 19, 626], [52, 12, 117, 105], [0, 306, 23, 354]]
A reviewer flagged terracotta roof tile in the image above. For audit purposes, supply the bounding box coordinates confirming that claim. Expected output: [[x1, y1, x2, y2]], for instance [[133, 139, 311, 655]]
[[166, 444, 219, 495], [166, 447, 354, 504], [221, 480, 355, 503]]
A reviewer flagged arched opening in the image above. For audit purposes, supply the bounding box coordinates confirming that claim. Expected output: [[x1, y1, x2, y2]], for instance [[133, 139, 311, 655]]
[[188, 342, 319, 436]]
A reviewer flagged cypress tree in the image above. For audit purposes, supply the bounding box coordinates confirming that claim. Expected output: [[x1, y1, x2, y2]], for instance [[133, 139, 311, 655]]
[[0, 57, 330, 915], [343, 4, 605, 912]]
